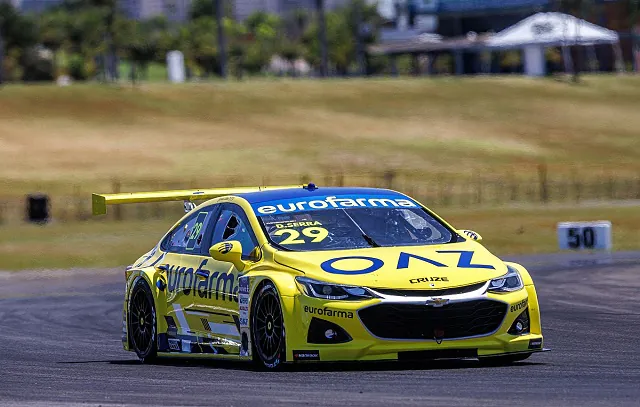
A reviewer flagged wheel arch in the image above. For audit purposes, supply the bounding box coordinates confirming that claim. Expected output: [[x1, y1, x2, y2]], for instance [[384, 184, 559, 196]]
[[244, 272, 300, 365], [123, 267, 167, 352]]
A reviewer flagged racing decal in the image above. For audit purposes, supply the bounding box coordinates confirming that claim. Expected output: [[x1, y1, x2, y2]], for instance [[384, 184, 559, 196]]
[[159, 333, 236, 354], [253, 195, 418, 215], [436, 250, 495, 270], [529, 338, 543, 349], [271, 221, 323, 229], [168, 338, 181, 351], [206, 321, 240, 337], [510, 299, 528, 313], [461, 230, 480, 240], [321, 251, 495, 275], [165, 259, 238, 302], [218, 242, 233, 254], [172, 304, 190, 332], [186, 211, 209, 251], [409, 276, 449, 284], [273, 227, 329, 245], [293, 350, 320, 361], [304, 305, 354, 319], [238, 276, 251, 358], [134, 245, 166, 268], [321, 256, 384, 275], [397, 252, 447, 269]]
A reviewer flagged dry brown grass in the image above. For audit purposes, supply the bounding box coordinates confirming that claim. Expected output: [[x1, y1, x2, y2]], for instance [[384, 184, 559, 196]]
[[1, 76, 639, 198]]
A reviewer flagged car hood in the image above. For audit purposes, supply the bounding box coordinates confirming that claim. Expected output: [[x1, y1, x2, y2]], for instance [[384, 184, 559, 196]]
[[273, 242, 507, 289]]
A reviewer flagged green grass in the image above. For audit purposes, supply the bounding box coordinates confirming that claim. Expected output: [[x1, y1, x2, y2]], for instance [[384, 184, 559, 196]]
[[117, 61, 168, 82], [1, 204, 637, 270]]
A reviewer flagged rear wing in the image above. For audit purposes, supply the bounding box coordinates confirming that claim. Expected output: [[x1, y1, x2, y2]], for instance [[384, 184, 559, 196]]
[[91, 185, 303, 215]]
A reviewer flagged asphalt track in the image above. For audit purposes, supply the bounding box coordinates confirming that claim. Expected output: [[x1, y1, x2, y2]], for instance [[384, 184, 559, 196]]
[[1, 253, 639, 407]]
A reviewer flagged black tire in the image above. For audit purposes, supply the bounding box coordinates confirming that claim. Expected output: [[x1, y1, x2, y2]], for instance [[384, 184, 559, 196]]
[[480, 352, 532, 366], [251, 282, 286, 370], [128, 278, 158, 363]]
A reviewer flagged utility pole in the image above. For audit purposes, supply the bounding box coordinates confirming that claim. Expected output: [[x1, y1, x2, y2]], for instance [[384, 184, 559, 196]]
[[215, 0, 227, 79], [316, 0, 328, 77]]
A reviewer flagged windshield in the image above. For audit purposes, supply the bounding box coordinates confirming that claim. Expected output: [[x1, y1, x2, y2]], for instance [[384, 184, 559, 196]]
[[259, 207, 455, 251]]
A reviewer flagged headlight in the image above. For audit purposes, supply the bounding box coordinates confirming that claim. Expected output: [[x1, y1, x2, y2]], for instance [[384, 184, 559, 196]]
[[488, 266, 524, 293], [295, 277, 377, 301]]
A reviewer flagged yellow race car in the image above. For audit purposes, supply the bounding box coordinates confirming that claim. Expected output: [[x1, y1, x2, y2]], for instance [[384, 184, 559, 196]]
[[92, 184, 547, 369]]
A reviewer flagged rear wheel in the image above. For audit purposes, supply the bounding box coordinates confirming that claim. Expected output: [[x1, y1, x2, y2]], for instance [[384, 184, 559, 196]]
[[251, 282, 286, 370], [128, 279, 157, 363]]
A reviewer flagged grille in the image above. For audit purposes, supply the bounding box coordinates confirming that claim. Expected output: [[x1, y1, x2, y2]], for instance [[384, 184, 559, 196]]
[[374, 282, 486, 297], [358, 300, 507, 340]]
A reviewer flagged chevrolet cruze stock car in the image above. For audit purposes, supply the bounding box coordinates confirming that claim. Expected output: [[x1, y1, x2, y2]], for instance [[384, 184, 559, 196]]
[[92, 183, 547, 369]]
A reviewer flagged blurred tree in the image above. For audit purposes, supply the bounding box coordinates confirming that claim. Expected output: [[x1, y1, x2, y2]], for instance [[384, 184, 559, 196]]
[[0, 3, 38, 50], [240, 11, 282, 74], [39, 10, 69, 77], [630, 0, 640, 72], [189, 0, 233, 21], [0, 3, 38, 81], [302, 0, 380, 76]]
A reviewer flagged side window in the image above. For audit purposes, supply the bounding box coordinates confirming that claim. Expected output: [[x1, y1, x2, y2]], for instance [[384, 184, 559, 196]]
[[212, 205, 259, 260], [163, 206, 218, 254]]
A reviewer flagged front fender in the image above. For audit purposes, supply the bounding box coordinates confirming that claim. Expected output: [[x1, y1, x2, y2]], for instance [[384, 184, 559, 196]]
[[504, 262, 542, 335]]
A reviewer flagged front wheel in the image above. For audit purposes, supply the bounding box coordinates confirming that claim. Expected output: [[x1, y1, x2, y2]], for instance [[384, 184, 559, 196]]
[[128, 279, 157, 363], [251, 282, 286, 369]]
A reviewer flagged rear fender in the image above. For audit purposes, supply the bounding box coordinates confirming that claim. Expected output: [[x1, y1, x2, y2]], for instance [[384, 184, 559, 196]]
[[122, 267, 167, 351]]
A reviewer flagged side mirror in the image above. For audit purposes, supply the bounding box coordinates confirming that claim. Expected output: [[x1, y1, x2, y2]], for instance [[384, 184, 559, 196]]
[[459, 230, 482, 242], [209, 241, 247, 271]]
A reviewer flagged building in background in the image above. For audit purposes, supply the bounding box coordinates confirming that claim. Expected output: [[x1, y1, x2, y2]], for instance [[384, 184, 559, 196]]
[[118, 0, 191, 21], [11, 0, 373, 21], [234, 0, 357, 21], [18, 0, 63, 13]]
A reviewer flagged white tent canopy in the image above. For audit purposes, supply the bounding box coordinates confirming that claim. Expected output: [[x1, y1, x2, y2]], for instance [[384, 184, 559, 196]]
[[488, 12, 618, 48], [486, 12, 621, 76]]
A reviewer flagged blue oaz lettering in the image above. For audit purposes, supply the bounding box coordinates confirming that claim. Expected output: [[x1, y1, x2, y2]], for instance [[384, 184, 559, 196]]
[[321, 251, 494, 275], [321, 256, 385, 275]]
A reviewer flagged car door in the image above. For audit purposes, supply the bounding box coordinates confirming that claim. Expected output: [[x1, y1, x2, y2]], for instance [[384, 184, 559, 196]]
[[163, 205, 220, 342], [204, 203, 262, 348]]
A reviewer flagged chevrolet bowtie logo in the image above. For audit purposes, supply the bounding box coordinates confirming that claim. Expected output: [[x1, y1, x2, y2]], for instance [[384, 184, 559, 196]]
[[425, 298, 449, 307]]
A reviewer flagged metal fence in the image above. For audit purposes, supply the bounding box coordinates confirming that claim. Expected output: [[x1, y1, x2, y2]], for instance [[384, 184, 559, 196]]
[[1, 164, 639, 225]]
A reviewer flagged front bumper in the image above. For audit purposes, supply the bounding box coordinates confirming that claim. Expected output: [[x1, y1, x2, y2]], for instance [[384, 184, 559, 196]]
[[283, 283, 545, 362]]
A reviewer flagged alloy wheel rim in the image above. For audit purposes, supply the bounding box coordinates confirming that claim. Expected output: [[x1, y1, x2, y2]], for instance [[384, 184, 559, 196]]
[[255, 290, 283, 361], [130, 289, 153, 354]]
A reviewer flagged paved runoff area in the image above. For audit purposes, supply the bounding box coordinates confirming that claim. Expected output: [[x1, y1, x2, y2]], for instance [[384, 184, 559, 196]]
[[0, 253, 639, 407]]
